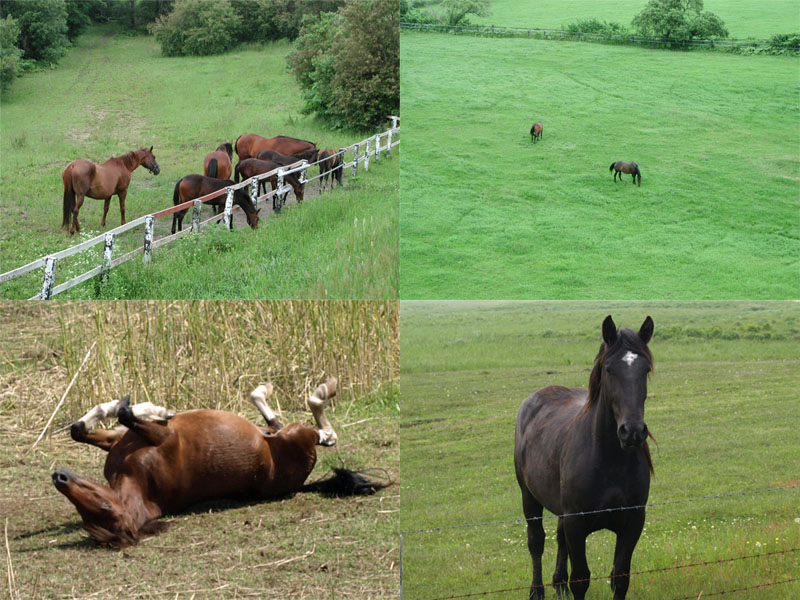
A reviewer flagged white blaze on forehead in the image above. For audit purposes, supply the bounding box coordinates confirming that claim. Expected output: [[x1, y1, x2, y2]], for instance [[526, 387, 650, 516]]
[[621, 351, 638, 366]]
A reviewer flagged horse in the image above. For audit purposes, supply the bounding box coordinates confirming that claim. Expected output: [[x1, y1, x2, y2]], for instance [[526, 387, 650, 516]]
[[234, 134, 317, 161], [53, 378, 388, 547], [610, 161, 641, 186], [204, 142, 233, 180], [234, 158, 305, 206], [255, 148, 319, 166], [171, 174, 259, 234], [62, 147, 160, 235], [318, 148, 343, 189], [530, 122, 543, 143], [514, 315, 655, 600]]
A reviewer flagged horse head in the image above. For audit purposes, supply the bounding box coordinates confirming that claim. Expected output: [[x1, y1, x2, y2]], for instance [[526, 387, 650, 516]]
[[142, 146, 160, 175]]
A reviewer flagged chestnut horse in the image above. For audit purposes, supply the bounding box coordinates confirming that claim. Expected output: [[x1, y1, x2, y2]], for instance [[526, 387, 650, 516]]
[[610, 161, 642, 186], [530, 122, 543, 143], [515, 316, 655, 600], [171, 174, 259, 234], [203, 142, 233, 180], [318, 148, 343, 189], [234, 158, 305, 205], [53, 379, 386, 547], [234, 134, 316, 161], [62, 147, 160, 235]]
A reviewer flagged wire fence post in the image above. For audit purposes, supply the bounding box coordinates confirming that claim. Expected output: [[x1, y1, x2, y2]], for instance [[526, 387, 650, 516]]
[[249, 178, 259, 210], [143, 215, 154, 264], [223, 187, 234, 229], [40, 257, 57, 300], [191, 199, 202, 233], [275, 169, 285, 213], [352, 143, 359, 178], [100, 233, 115, 283], [364, 137, 371, 172]]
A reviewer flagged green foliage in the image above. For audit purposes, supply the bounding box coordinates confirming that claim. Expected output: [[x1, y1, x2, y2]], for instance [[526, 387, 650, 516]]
[[632, 0, 728, 45], [64, 0, 95, 39], [230, 0, 344, 43], [0, 15, 22, 90], [735, 32, 800, 55], [563, 18, 628, 36], [431, 0, 490, 26], [288, 0, 399, 130], [150, 0, 241, 56], [0, 0, 69, 63]]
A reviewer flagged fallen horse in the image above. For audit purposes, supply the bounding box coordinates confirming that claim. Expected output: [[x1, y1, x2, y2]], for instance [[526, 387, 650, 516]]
[[53, 378, 387, 547]]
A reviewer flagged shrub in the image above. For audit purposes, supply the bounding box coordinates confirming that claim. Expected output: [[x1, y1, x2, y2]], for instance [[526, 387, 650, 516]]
[[150, 0, 241, 57], [0, 15, 22, 91], [0, 0, 70, 64], [564, 18, 627, 37]]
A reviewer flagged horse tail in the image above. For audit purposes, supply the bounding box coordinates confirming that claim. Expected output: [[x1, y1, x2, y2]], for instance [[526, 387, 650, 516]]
[[208, 158, 218, 179], [609, 162, 616, 171], [234, 162, 241, 183], [62, 166, 75, 229], [302, 468, 393, 497], [171, 178, 183, 234], [234, 134, 243, 158]]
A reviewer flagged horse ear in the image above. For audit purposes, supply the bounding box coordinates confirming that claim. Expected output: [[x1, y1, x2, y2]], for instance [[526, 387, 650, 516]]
[[149, 146, 153, 152], [638, 316, 654, 344], [602, 315, 617, 345]]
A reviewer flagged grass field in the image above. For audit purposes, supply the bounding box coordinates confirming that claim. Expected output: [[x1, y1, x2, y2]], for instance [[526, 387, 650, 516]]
[[468, 0, 799, 39], [400, 301, 800, 599], [0, 25, 398, 299], [399, 33, 799, 299], [0, 301, 399, 599]]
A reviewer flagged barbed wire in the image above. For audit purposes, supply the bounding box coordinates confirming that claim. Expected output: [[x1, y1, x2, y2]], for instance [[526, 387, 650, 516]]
[[401, 484, 798, 534]]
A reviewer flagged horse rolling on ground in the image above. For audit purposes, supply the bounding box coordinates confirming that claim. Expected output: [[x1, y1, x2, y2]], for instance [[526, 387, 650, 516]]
[[610, 161, 641, 186], [62, 147, 160, 235], [515, 315, 655, 600], [54, 378, 389, 547], [234, 133, 317, 161], [318, 148, 343, 189], [234, 158, 305, 206], [171, 174, 259, 234], [204, 142, 233, 180], [530, 122, 543, 143]]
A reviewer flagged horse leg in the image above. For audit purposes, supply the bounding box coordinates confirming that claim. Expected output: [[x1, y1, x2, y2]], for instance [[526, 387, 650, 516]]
[[250, 383, 284, 431], [101, 198, 111, 227], [70, 398, 175, 450], [564, 517, 591, 600], [117, 404, 174, 447], [521, 489, 546, 600], [71, 194, 85, 235], [118, 189, 127, 225], [609, 510, 645, 600], [553, 517, 569, 596], [307, 377, 338, 446]]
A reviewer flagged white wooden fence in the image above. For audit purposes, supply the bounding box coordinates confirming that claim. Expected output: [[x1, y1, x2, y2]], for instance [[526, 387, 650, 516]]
[[0, 118, 400, 300]]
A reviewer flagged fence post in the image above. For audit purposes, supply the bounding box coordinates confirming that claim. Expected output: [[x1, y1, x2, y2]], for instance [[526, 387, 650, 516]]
[[223, 187, 234, 229], [191, 199, 202, 232], [337, 149, 345, 186], [275, 169, 285, 213], [388, 115, 399, 129], [249, 178, 259, 210], [375, 133, 381, 161], [100, 233, 115, 283], [143, 215, 154, 263], [386, 129, 393, 158], [40, 257, 57, 300], [352, 143, 359, 178], [364, 137, 371, 172]]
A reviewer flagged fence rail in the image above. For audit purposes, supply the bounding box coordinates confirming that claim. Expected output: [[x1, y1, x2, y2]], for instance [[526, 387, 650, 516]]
[[1, 118, 400, 300]]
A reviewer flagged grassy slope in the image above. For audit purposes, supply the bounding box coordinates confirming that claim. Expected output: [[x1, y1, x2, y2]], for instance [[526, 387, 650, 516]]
[[469, 0, 799, 39], [399, 33, 799, 299], [400, 301, 800, 599], [0, 25, 398, 299]]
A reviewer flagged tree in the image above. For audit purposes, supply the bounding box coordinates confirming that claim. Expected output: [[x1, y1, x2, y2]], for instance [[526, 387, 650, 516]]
[[150, 0, 241, 56], [631, 0, 728, 45], [0, 0, 70, 63], [431, 0, 490, 26], [0, 15, 22, 91]]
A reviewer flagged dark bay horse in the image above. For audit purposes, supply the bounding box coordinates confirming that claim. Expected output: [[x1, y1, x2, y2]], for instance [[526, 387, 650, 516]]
[[204, 142, 233, 180], [318, 148, 343, 189], [530, 122, 543, 143], [234, 158, 305, 204], [256, 148, 319, 166], [171, 174, 259, 234], [235, 134, 316, 161], [62, 147, 160, 235], [610, 161, 641, 186], [54, 379, 387, 547], [514, 316, 655, 600]]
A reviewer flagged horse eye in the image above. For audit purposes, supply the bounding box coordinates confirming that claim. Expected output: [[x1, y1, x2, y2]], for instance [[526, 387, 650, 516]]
[[101, 503, 113, 511]]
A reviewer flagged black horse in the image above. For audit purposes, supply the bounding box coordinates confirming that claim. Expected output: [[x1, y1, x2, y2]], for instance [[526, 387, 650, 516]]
[[610, 161, 641, 186], [530, 121, 543, 143], [514, 315, 654, 600]]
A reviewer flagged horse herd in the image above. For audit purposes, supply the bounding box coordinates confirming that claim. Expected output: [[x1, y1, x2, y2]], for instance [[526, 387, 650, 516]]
[[61, 134, 345, 236], [530, 121, 643, 187]]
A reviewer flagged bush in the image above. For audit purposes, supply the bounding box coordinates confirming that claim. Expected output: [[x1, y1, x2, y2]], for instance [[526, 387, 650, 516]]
[[231, 0, 345, 43], [632, 0, 728, 46], [564, 18, 627, 37], [0, 0, 70, 64], [0, 15, 22, 91], [150, 0, 241, 57]]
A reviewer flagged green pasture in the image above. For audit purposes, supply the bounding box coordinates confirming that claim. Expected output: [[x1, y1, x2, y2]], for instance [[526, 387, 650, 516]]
[[400, 301, 800, 599], [468, 0, 799, 39], [399, 33, 799, 299], [0, 25, 398, 299]]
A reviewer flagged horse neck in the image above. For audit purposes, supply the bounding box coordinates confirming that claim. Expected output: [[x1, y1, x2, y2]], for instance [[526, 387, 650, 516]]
[[585, 386, 620, 452], [117, 150, 143, 173], [113, 473, 160, 526]]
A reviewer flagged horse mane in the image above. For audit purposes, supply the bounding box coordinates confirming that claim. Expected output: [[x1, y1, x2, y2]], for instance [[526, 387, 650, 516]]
[[117, 150, 143, 170]]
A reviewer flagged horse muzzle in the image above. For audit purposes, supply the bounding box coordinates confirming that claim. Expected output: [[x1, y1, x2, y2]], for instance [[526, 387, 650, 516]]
[[149, 163, 160, 175], [618, 422, 648, 450], [52, 468, 79, 490]]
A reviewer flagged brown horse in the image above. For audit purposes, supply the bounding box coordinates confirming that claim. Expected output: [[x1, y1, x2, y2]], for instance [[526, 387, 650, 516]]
[[54, 379, 388, 547], [234, 134, 316, 161], [530, 122, 543, 143], [255, 148, 319, 166], [318, 148, 343, 189], [62, 147, 160, 235], [234, 158, 305, 204], [203, 142, 233, 180], [610, 161, 642, 186], [171, 174, 259, 234]]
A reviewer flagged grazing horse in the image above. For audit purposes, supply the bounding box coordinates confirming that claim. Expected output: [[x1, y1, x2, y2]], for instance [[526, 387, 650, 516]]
[[234, 158, 305, 205], [515, 316, 655, 600], [610, 161, 641, 186], [318, 148, 343, 189], [171, 174, 259, 234], [62, 147, 160, 235], [234, 134, 317, 161], [54, 379, 387, 547], [255, 148, 319, 166], [204, 142, 233, 180], [530, 122, 543, 143]]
